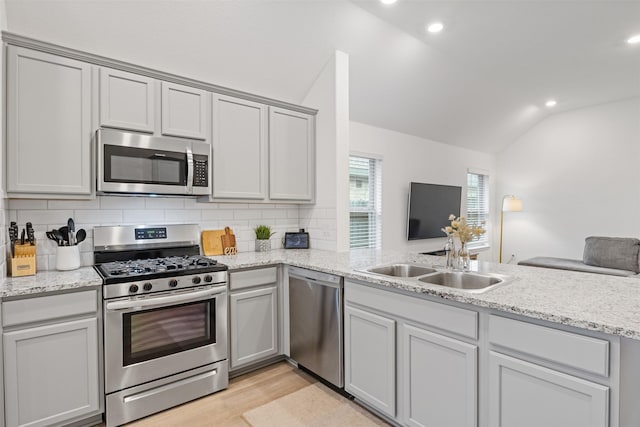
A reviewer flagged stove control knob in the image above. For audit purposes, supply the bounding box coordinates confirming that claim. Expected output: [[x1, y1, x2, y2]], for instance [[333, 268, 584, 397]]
[[129, 284, 139, 293], [169, 279, 178, 288], [143, 282, 153, 291], [192, 276, 202, 284], [204, 275, 213, 283]]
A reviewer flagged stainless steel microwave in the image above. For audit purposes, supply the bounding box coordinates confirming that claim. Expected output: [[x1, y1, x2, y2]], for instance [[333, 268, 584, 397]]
[[97, 128, 211, 196]]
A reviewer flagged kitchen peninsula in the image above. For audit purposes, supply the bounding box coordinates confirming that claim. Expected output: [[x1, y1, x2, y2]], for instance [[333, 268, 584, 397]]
[[3, 248, 639, 427]]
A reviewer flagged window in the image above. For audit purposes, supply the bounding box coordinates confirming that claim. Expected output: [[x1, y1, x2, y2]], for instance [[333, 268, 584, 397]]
[[349, 155, 382, 249], [466, 171, 489, 247]]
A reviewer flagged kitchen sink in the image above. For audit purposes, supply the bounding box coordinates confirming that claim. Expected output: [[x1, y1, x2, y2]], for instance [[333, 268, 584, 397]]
[[418, 271, 507, 293], [365, 264, 437, 277]]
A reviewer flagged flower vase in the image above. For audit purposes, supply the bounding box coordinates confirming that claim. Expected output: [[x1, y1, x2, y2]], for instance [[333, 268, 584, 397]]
[[458, 242, 470, 271], [255, 239, 271, 252]]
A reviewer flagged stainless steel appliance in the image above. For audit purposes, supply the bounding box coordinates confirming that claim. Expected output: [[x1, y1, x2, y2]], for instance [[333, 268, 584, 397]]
[[94, 224, 228, 427], [288, 266, 344, 388], [96, 128, 211, 196]]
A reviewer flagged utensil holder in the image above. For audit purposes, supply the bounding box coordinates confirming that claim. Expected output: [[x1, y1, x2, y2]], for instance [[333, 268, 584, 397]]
[[11, 242, 37, 277], [56, 245, 81, 271]]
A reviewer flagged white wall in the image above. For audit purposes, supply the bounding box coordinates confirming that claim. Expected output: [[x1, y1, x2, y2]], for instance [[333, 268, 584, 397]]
[[9, 198, 300, 272], [350, 121, 496, 256], [299, 51, 350, 251], [496, 97, 640, 262]]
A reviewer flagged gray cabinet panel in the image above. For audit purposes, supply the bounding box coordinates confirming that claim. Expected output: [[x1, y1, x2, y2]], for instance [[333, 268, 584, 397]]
[[269, 107, 314, 201], [3, 318, 100, 427], [489, 351, 609, 427], [344, 305, 396, 417], [489, 314, 610, 377], [402, 324, 477, 427], [6, 46, 92, 195], [100, 67, 156, 133], [230, 286, 279, 368], [161, 81, 210, 140], [212, 95, 268, 200]]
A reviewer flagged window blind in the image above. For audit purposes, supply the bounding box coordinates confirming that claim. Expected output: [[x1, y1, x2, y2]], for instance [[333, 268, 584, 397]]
[[466, 172, 489, 247], [349, 156, 382, 249]]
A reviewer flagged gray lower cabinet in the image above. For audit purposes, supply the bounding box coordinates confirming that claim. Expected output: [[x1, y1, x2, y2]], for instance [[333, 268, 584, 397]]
[[344, 305, 396, 418], [402, 324, 477, 427], [489, 351, 609, 427], [2, 290, 102, 427], [229, 267, 280, 370]]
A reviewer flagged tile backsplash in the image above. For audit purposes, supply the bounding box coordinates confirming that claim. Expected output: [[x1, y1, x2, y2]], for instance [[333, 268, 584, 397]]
[[8, 196, 300, 273]]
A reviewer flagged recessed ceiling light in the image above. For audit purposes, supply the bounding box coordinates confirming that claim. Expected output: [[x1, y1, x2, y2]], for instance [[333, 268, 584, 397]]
[[545, 100, 557, 108], [427, 22, 444, 33], [380, 0, 397, 5], [627, 34, 640, 44]]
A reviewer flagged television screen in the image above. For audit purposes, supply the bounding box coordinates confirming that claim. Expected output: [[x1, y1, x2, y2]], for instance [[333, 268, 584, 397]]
[[407, 182, 462, 240]]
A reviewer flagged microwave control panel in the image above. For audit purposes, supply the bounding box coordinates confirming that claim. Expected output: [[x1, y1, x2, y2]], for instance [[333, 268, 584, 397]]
[[193, 155, 209, 187]]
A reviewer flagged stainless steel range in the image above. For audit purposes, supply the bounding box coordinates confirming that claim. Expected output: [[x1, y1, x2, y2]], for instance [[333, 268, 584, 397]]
[[94, 224, 228, 427]]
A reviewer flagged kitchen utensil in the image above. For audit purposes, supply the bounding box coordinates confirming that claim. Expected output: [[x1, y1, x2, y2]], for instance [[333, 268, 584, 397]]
[[67, 218, 75, 246], [46, 231, 57, 243], [221, 227, 237, 255], [58, 226, 69, 245], [53, 229, 66, 246], [75, 228, 87, 245], [20, 228, 25, 245], [8, 222, 18, 257], [26, 222, 35, 245], [201, 229, 226, 256]]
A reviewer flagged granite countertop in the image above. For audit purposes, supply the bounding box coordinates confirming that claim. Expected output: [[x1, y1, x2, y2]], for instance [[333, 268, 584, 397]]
[[2, 248, 640, 340]]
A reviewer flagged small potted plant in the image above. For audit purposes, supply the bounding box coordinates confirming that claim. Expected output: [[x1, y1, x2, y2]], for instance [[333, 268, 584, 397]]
[[254, 225, 275, 252]]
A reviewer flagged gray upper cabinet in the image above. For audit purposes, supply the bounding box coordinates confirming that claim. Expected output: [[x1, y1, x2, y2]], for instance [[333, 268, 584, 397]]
[[99, 67, 156, 133], [212, 95, 268, 199], [269, 107, 315, 201], [161, 81, 210, 140], [6, 46, 92, 196]]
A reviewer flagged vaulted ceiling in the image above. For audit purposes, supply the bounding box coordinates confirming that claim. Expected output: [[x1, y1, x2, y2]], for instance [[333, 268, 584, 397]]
[[5, 0, 640, 153]]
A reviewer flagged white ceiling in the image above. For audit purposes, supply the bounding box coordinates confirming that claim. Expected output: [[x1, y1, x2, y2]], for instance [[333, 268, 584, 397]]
[[4, 0, 640, 153]]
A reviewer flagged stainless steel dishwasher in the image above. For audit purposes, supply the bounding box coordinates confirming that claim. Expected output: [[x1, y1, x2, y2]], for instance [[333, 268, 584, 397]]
[[288, 266, 344, 388]]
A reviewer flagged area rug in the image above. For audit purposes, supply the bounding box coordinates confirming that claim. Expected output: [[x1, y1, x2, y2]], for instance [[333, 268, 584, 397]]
[[242, 383, 388, 426]]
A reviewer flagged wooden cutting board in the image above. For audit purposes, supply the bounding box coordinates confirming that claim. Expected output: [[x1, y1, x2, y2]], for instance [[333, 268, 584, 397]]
[[202, 229, 226, 256], [221, 227, 237, 255]]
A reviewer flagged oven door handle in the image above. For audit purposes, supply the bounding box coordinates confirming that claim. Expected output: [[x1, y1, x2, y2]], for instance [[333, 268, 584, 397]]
[[105, 287, 225, 311]]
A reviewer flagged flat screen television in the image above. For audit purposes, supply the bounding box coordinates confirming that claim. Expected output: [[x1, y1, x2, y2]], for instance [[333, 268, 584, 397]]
[[407, 182, 462, 240]]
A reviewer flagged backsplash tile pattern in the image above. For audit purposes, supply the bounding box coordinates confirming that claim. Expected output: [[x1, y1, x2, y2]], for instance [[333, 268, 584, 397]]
[[299, 206, 337, 251], [8, 196, 300, 273]]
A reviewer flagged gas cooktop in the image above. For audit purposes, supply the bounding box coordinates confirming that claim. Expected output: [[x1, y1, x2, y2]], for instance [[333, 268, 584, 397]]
[[96, 255, 227, 284], [93, 224, 228, 285]]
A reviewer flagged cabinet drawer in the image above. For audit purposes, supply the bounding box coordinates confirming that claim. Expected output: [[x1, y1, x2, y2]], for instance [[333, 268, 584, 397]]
[[489, 315, 609, 377], [230, 267, 277, 291], [3, 290, 98, 327], [345, 280, 478, 340]]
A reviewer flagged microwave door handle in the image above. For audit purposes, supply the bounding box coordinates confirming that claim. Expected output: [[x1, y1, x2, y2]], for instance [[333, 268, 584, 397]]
[[186, 147, 194, 194]]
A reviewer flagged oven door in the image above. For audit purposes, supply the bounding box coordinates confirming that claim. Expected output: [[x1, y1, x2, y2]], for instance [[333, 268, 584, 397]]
[[104, 284, 227, 394]]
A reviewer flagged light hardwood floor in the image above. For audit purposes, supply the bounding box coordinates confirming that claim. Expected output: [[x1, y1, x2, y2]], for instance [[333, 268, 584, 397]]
[[120, 362, 320, 426]]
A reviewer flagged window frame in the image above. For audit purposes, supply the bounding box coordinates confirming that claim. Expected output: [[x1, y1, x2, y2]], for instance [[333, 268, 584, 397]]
[[466, 169, 490, 249], [349, 154, 382, 249]]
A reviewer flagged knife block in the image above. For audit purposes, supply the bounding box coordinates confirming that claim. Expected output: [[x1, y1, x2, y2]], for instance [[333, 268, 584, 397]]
[[11, 242, 37, 277]]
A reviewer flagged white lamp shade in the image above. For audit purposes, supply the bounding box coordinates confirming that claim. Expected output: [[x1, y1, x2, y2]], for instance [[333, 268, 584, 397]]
[[502, 196, 523, 212]]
